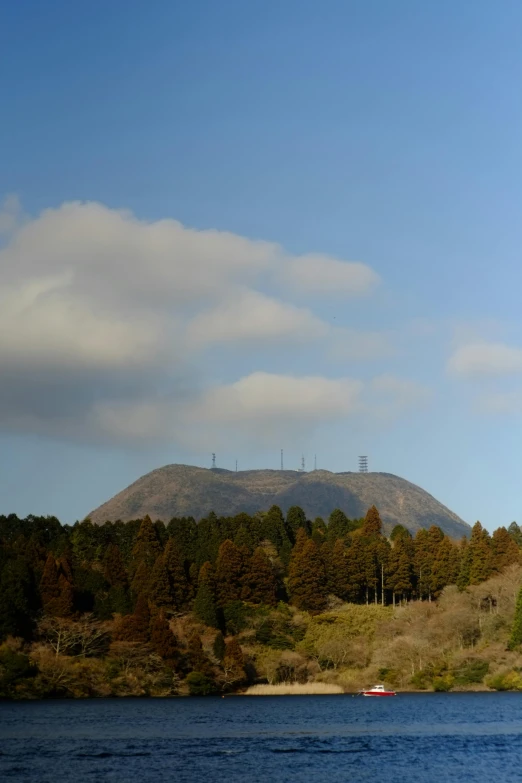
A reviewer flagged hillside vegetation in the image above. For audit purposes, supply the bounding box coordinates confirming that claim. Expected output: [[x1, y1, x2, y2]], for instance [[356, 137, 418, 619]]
[[1, 505, 522, 698], [87, 465, 469, 538]]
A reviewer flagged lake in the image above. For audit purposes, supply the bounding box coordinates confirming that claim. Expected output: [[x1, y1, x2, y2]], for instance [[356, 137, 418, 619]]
[[1, 693, 522, 782]]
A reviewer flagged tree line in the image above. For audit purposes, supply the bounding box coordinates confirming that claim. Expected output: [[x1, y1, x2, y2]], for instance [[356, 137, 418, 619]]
[[1, 505, 520, 643]]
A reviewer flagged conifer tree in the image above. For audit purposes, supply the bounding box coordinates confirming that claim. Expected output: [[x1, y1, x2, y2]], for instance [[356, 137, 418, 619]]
[[361, 506, 383, 538], [215, 540, 245, 606], [40, 554, 73, 617], [149, 554, 173, 609], [131, 516, 162, 574], [103, 544, 128, 587], [328, 539, 352, 600], [132, 594, 151, 642], [491, 527, 520, 573], [508, 522, 522, 547], [469, 522, 493, 585], [131, 559, 151, 600], [509, 584, 522, 650], [456, 537, 472, 590], [288, 538, 328, 612], [234, 525, 254, 553], [149, 611, 179, 665], [431, 536, 459, 595], [243, 547, 278, 605], [286, 506, 309, 539], [194, 583, 220, 628], [187, 631, 215, 678], [344, 537, 366, 601], [164, 538, 189, 610], [213, 631, 226, 661]]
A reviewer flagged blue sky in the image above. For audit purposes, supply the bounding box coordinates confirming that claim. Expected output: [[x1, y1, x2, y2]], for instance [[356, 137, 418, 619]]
[[2, 0, 522, 530]]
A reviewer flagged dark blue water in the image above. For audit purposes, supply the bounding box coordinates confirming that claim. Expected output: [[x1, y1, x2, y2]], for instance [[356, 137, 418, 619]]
[[1, 693, 522, 782]]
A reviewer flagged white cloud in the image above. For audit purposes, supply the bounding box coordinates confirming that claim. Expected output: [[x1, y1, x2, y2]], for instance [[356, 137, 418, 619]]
[[186, 289, 328, 345], [448, 341, 522, 377], [279, 254, 380, 296], [0, 198, 399, 447]]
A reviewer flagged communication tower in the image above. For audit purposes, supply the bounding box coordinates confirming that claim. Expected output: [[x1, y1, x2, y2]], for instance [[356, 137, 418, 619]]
[[298, 455, 305, 472], [280, 449, 284, 470], [211, 453, 216, 469], [359, 456, 368, 473]]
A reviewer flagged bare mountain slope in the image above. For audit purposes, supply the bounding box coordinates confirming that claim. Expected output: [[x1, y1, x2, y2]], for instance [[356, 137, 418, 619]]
[[87, 465, 470, 538]]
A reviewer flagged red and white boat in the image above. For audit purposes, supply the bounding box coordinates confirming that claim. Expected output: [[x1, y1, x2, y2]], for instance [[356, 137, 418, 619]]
[[360, 684, 396, 697]]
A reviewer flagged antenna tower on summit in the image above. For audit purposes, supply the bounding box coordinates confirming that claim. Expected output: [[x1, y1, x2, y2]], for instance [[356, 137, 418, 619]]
[[359, 456, 368, 473], [211, 453, 216, 469], [280, 449, 284, 470], [298, 455, 305, 472], [314, 454, 317, 471]]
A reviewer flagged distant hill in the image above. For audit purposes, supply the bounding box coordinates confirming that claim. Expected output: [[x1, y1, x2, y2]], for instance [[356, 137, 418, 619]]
[[87, 465, 470, 538]]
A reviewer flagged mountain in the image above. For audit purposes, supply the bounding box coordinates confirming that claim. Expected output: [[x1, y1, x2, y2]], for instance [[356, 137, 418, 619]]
[[87, 465, 470, 538]]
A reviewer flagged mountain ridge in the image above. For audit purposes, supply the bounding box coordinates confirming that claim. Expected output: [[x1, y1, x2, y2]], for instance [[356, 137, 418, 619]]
[[87, 464, 470, 538]]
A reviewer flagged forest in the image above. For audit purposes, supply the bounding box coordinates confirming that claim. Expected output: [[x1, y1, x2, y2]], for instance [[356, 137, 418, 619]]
[[2, 505, 522, 698]]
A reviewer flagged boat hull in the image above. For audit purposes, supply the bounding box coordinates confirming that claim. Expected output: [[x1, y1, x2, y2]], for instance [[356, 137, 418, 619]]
[[362, 691, 396, 696]]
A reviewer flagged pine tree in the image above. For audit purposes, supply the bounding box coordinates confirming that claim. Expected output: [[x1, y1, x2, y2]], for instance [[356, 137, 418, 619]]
[[187, 632, 215, 677], [164, 538, 189, 610], [149, 554, 173, 609], [39, 553, 73, 617], [130, 559, 151, 600], [361, 506, 383, 538], [194, 583, 220, 628], [288, 539, 328, 612], [131, 516, 162, 575], [509, 584, 522, 650], [213, 631, 226, 661], [328, 539, 352, 600], [242, 547, 278, 605], [149, 611, 179, 665], [234, 525, 254, 553], [286, 506, 308, 539], [469, 522, 493, 585], [491, 527, 520, 573], [132, 594, 151, 642], [103, 544, 128, 587], [456, 537, 472, 590], [344, 537, 366, 602], [431, 536, 459, 595], [387, 537, 413, 602], [215, 540, 245, 606], [508, 522, 522, 547]]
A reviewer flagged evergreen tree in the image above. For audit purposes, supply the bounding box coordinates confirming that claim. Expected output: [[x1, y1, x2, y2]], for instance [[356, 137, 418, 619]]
[[194, 583, 220, 628], [361, 506, 383, 538], [468, 522, 493, 585], [491, 527, 520, 573], [0, 557, 34, 639], [187, 632, 215, 678], [344, 537, 366, 601], [132, 594, 151, 642], [456, 537, 472, 590], [130, 559, 151, 600], [286, 506, 309, 539], [431, 536, 459, 594], [288, 539, 328, 612], [215, 540, 245, 606], [131, 516, 162, 574], [149, 611, 179, 665], [328, 539, 352, 600], [213, 631, 226, 661], [508, 522, 522, 547], [509, 584, 522, 650], [242, 547, 278, 605], [149, 554, 173, 609], [234, 525, 254, 553], [387, 537, 413, 602], [390, 524, 411, 541], [103, 544, 128, 587], [39, 554, 73, 617], [311, 517, 326, 546], [164, 538, 189, 610]]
